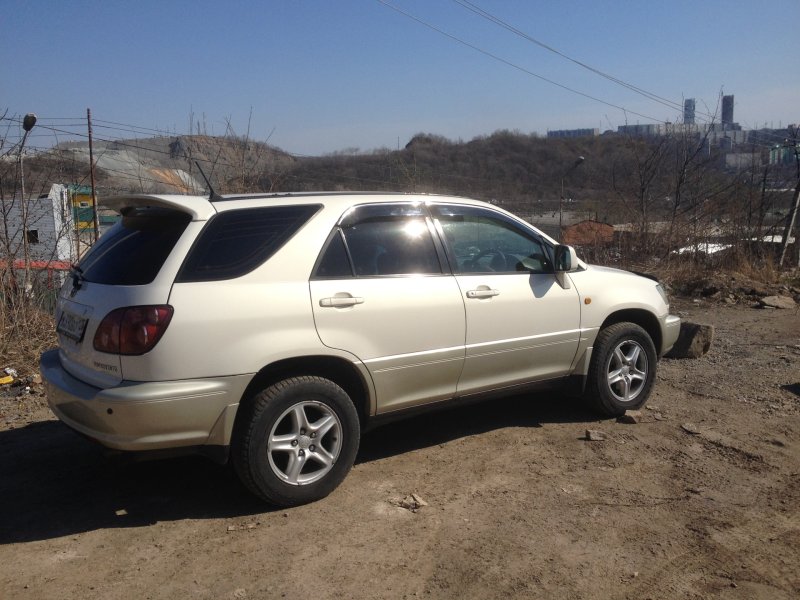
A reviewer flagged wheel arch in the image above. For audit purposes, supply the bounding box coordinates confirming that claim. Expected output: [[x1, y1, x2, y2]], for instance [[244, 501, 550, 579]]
[[599, 309, 662, 353], [237, 355, 373, 430]]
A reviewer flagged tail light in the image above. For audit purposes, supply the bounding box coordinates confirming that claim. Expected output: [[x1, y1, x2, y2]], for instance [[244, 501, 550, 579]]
[[94, 305, 173, 355]]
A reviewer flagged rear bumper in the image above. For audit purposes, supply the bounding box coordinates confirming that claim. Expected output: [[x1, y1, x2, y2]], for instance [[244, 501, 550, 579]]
[[40, 349, 252, 452]]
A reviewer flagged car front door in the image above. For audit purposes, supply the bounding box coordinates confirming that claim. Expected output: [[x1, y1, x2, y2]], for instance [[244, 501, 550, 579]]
[[430, 203, 581, 395], [310, 203, 466, 413]]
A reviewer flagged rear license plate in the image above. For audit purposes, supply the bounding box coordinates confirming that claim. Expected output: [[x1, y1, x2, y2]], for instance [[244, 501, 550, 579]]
[[57, 311, 88, 343]]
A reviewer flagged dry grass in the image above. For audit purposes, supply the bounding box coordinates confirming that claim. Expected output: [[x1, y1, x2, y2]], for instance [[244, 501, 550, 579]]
[[0, 292, 57, 377]]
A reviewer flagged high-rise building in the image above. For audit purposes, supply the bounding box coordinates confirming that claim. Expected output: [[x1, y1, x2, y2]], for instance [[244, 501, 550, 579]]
[[722, 95, 734, 127], [683, 99, 696, 125]]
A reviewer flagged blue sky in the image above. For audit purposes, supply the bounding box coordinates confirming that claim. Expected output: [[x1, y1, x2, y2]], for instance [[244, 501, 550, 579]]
[[3, 0, 798, 155]]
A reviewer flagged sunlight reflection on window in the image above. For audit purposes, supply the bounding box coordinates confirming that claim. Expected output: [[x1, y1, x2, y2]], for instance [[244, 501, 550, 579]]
[[402, 220, 427, 239]]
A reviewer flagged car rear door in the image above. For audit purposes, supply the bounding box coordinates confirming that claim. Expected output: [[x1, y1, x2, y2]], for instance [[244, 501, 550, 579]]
[[310, 203, 466, 413]]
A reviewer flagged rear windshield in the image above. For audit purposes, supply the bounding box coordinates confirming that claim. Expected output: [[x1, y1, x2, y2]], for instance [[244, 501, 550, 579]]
[[77, 207, 191, 286], [176, 204, 320, 282]]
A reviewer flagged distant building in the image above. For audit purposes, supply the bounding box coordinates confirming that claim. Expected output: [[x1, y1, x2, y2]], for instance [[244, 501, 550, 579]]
[[547, 128, 599, 139], [770, 145, 796, 166], [0, 183, 76, 264], [722, 95, 735, 127], [68, 184, 96, 233], [725, 153, 762, 170], [617, 123, 664, 137], [684, 99, 696, 125], [562, 220, 614, 246]]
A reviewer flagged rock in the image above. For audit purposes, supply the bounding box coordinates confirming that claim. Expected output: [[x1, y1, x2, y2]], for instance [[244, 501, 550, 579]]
[[585, 429, 606, 441], [681, 423, 701, 435], [759, 295, 796, 310], [666, 322, 715, 359], [411, 493, 428, 507], [617, 410, 644, 424], [398, 493, 429, 512]]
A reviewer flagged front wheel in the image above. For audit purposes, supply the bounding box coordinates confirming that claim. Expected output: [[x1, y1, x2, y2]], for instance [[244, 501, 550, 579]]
[[584, 322, 657, 416], [232, 376, 360, 506]]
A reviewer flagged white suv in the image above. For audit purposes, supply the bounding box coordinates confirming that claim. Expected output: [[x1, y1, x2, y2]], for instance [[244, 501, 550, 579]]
[[41, 192, 680, 506]]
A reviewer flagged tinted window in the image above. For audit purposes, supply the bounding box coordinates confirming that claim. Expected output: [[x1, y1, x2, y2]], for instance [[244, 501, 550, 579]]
[[312, 203, 443, 278], [314, 231, 353, 278], [177, 205, 320, 282], [344, 217, 441, 276], [432, 205, 552, 274], [78, 207, 191, 285]]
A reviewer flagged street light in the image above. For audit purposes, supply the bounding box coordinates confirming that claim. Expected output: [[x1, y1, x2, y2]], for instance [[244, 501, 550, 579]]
[[18, 113, 37, 202], [18, 113, 37, 294], [22, 113, 37, 133], [559, 155, 585, 241]]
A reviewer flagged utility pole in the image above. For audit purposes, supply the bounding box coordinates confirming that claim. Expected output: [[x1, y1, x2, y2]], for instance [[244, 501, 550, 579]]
[[87, 108, 100, 243], [560, 156, 585, 241], [779, 127, 800, 268]]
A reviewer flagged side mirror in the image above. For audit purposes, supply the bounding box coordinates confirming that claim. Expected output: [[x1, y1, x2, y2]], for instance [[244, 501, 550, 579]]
[[554, 244, 577, 272], [554, 244, 577, 289]]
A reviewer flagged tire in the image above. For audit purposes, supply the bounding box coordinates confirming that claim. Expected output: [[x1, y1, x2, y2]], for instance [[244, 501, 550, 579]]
[[231, 376, 360, 507], [584, 322, 657, 417]]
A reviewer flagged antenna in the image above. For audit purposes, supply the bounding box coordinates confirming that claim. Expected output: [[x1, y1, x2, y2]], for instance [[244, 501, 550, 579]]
[[194, 161, 223, 202]]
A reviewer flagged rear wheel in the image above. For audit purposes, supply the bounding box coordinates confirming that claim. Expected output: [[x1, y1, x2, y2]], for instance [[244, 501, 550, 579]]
[[584, 322, 657, 416], [232, 376, 360, 506]]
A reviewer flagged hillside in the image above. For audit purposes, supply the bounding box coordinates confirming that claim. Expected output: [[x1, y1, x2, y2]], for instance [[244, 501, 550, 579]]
[[4, 130, 795, 250]]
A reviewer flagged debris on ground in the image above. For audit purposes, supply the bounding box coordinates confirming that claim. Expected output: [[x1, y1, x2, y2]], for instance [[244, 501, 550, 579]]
[[617, 410, 644, 424], [396, 493, 429, 512], [0, 367, 17, 386], [681, 423, 702, 435], [585, 429, 607, 441], [227, 522, 261, 532]]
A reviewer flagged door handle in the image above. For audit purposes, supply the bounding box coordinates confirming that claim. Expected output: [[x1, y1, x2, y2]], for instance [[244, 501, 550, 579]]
[[319, 296, 365, 307], [466, 288, 500, 299]]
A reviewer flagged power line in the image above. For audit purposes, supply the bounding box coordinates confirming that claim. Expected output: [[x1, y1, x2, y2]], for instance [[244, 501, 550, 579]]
[[451, 0, 700, 118], [375, 0, 669, 125]]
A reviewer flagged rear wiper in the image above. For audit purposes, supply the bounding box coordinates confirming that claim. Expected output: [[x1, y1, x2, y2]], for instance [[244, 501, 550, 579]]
[[70, 264, 85, 291]]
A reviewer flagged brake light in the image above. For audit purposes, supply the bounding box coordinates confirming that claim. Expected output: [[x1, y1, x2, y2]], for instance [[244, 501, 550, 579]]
[[93, 305, 174, 355]]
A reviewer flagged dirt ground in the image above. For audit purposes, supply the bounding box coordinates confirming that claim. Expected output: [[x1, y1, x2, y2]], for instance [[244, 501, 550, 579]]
[[1, 299, 798, 600]]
